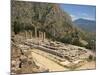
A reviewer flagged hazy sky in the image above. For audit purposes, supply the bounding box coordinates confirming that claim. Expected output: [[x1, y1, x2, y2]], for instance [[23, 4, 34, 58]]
[[60, 4, 96, 21]]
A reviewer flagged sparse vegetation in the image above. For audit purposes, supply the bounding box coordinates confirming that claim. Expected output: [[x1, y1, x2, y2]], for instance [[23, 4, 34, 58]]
[[87, 55, 95, 62], [11, 1, 96, 50]]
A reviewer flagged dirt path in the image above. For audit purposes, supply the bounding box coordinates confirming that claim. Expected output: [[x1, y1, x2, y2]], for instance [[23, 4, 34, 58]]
[[31, 48, 96, 72], [77, 61, 96, 70], [31, 49, 68, 72]]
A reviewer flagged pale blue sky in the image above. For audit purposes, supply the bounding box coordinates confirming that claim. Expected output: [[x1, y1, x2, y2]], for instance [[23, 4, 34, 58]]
[[60, 4, 96, 21]]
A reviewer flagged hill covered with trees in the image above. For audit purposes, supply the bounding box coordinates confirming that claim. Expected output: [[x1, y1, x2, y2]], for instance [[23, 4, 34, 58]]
[[11, 1, 96, 50]]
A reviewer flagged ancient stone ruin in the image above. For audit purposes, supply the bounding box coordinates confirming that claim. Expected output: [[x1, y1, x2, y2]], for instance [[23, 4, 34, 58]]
[[11, 26, 95, 74]]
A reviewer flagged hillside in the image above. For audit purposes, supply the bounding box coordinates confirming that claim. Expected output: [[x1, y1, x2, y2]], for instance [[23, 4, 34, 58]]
[[11, 1, 96, 50], [11, 1, 96, 74], [73, 18, 96, 32], [11, 1, 83, 45]]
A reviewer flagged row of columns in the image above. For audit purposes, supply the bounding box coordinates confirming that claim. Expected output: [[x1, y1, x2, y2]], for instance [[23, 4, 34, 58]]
[[39, 31, 45, 41], [25, 31, 32, 39], [25, 27, 46, 41]]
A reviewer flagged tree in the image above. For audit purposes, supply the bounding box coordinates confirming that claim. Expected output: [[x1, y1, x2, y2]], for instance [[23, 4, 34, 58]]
[[86, 40, 96, 50]]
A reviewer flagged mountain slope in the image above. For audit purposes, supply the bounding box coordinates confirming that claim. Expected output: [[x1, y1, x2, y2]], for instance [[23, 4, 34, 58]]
[[12, 1, 95, 48], [11, 1, 81, 42], [73, 18, 96, 32]]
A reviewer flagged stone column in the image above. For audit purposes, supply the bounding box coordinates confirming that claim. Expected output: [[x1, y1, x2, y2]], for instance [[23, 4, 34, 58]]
[[29, 30, 32, 39], [39, 31, 41, 39], [30, 31, 32, 39], [25, 31, 27, 39], [42, 32, 44, 41], [43, 32, 45, 41], [35, 27, 37, 38], [38, 31, 41, 45]]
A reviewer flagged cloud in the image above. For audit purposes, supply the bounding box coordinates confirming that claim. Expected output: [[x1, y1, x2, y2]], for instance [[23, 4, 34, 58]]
[[82, 16, 95, 20], [81, 13, 88, 16], [80, 13, 95, 20], [70, 14, 79, 21], [71, 13, 95, 21]]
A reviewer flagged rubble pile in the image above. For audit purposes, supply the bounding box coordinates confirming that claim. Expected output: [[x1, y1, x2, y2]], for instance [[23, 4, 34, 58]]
[[11, 33, 95, 74], [28, 40, 94, 62], [11, 37, 49, 74]]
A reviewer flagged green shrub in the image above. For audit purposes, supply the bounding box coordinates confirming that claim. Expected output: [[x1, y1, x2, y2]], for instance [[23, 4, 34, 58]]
[[87, 55, 94, 62]]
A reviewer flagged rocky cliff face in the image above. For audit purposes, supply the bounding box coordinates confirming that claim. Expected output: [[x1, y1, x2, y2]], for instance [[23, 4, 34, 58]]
[[11, 0, 96, 49], [11, 1, 79, 41]]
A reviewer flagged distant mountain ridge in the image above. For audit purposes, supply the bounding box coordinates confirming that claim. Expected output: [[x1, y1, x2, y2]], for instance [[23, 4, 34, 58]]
[[73, 18, 96, 32]]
